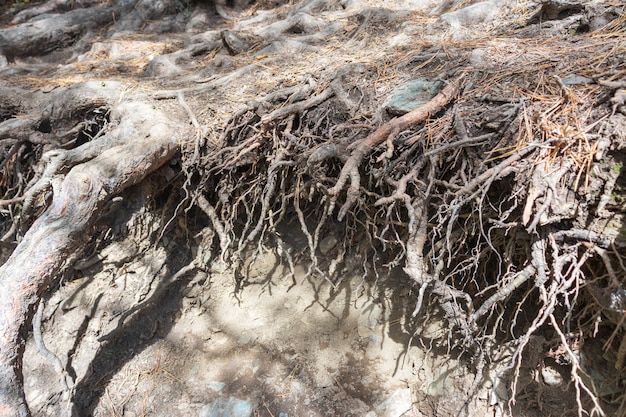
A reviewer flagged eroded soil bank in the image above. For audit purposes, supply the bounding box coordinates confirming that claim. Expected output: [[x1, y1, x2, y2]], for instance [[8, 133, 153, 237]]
[[0, 0, 625, 416]]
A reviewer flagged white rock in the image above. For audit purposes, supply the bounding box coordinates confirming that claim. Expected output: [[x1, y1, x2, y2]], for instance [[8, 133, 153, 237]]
[[541, 365, 564, 386], [441, 0, 503, 32], [375, 388, 412, 417]]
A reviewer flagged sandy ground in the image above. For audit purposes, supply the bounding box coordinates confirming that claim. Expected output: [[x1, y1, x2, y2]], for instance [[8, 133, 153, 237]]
[[23, 231, 484, 417]]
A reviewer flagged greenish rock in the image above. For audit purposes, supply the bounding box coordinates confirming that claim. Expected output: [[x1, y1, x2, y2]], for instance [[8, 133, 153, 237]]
[[383, 79, 444, 115], [199, 397, 252, 417]]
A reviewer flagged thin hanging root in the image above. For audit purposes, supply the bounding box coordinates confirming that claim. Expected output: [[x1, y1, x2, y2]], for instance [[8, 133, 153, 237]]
[[177, 92, 203, 165], [245, 150, 295, 245], [328, 74, 465, 221], [196, 194, 230, 260], [472, 263, 536, 321], [548, 312, 606, 417]]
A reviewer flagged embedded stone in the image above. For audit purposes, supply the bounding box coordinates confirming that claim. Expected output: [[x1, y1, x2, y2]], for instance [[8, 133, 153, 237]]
[[383, 79, 444, 116]]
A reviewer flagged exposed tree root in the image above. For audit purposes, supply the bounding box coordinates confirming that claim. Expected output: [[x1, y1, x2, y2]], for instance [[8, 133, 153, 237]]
[[190, 57, 625, 414], [326, 74, 466, 221], [0, 98, 180, 416], [0, 0, 625, 416]]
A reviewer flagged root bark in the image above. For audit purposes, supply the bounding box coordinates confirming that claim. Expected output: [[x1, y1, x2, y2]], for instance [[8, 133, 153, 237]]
[[0, 100, 179, 417]]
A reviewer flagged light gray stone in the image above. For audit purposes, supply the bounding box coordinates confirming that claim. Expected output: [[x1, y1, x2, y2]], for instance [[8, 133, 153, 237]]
[[440, 0, 503, 32], [375, 388, 412, 417], [469, 48, 488, 69]]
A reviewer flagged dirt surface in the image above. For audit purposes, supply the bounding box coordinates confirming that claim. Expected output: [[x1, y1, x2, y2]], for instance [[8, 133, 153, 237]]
[[18, 220, 584, 417], [24, 233, 429, 416], [1, 0, 625, 416], [24, 223, 489, 417]]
